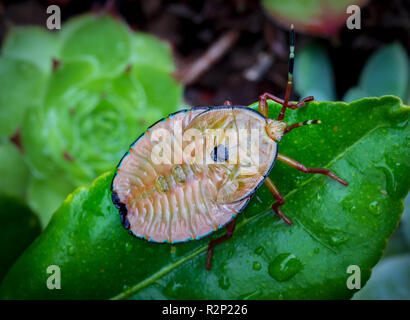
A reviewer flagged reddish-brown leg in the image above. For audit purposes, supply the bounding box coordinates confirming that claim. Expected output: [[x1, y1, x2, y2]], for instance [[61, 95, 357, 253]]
[[277, 153, 349, 186], [206, 217, 237, 270], [264, 177, 293, 225], [258, 93, 314, 118]]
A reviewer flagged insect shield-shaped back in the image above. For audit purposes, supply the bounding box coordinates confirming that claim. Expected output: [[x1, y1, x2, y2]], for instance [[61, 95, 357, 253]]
[[111, 106, 278, 244]]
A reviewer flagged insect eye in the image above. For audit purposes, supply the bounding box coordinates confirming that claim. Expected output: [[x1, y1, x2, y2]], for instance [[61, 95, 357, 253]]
[[211, 145, 229, 162]]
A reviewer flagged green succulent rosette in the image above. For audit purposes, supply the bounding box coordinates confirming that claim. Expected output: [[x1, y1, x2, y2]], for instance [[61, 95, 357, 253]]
[[0, 14, 182, 225]]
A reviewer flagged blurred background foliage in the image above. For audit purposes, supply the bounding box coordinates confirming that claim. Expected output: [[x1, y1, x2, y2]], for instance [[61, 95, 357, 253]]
[[0, 0, 409, 299], [0, 12, 182, 226]]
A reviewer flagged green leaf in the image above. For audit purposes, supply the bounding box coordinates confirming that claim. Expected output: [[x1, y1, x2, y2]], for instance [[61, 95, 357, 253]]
[[294, 43, 336, 101], [27, 175, 76, 228], [60, 15, 132, 77], [0, 140, 29, 198], [358, 43, 408, 100], [131, 32, 175, 72], [43, 59, 97, 108], [0, 57, 47, 137], [132, 65, 182, 113], [353, 254, 410, 300], [0, 194, 41, 282], [59, 14, 95, 42], [2, 26, 61, 73], [0, 96, 408, 299]]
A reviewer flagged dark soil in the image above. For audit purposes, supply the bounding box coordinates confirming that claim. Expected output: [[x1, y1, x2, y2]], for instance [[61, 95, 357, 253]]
[[1, 0, 409, 106]]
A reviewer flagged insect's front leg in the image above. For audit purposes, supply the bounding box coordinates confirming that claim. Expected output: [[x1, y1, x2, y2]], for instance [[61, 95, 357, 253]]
[[286, 95, 314, 109], [258, 93, 314, 118], [264, 177, 293, 225], [206, 217, 237, 270]]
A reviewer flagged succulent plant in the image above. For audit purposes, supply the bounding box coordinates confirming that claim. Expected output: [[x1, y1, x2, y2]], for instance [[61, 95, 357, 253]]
[[0, 14, 183, 225]]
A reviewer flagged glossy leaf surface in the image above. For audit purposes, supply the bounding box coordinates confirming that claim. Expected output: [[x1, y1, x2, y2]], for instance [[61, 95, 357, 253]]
[[0, 96, 408, 299]]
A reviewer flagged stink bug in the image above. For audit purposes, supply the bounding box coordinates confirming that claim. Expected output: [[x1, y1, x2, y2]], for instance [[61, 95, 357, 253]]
[[111, 25, 348, 270]]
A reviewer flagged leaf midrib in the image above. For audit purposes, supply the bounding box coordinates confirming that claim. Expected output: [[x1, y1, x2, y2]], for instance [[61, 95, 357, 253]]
[[111, 123, 385, 300]]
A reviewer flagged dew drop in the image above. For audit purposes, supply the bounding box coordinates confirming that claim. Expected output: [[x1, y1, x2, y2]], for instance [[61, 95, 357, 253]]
[[218, 276, 231, 290], [164, 280, 183, 296], [67, 246, 75, 255], [377, 164, 397, 195], [252, 261, 262, 271], [330, 235, 347, 246], [125, 242, 133, 252], [268, 253, 303, 282], [369, 201, 381, 216]]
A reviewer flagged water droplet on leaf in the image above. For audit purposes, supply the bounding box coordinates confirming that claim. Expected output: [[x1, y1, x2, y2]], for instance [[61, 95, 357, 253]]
[[330, 234, 347, 246], [164, 280, 183, 296], [125, 242, 133, 252], [268, 253, 303, 282], [369, 201, 381, 216], [255, 246, 264, 255], [67, 246, 75, 255], [253, 261, 262, 271], [218, 276, 231, 290]]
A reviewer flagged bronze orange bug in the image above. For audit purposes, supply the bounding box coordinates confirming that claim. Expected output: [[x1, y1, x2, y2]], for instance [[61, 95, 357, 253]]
[[111, 25, 348, 270]]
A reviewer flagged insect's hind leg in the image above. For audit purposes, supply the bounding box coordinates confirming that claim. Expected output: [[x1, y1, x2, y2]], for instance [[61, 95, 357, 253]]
[[277, 153, 349, 186], [264, 177, 293, 225], [206, 217, 237, 270]]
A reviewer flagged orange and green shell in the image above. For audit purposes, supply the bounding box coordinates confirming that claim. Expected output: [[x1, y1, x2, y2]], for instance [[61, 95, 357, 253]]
[[111, 106, 278, 244]]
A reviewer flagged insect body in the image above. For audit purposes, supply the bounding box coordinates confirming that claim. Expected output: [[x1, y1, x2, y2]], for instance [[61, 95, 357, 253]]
[[112, 106, 277, 241], [111, 25, 348, 269]]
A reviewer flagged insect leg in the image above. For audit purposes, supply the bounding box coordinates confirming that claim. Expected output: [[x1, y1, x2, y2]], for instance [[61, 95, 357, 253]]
[[284, 119, 321, 134], [277, 153, 349, 186], [264, 177, 293, 225], [286, 95, 314, 109], [259, 93, 314, 117], [258, 93, 281, 117], [206, 217, 237, 270]]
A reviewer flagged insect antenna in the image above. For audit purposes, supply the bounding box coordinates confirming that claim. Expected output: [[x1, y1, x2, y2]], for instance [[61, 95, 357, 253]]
[[284, 119, 321, 134], [277, 24, 295, 121]]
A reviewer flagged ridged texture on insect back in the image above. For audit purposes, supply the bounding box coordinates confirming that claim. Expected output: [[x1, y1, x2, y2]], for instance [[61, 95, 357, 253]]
[[111, 106, 278, 243]]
